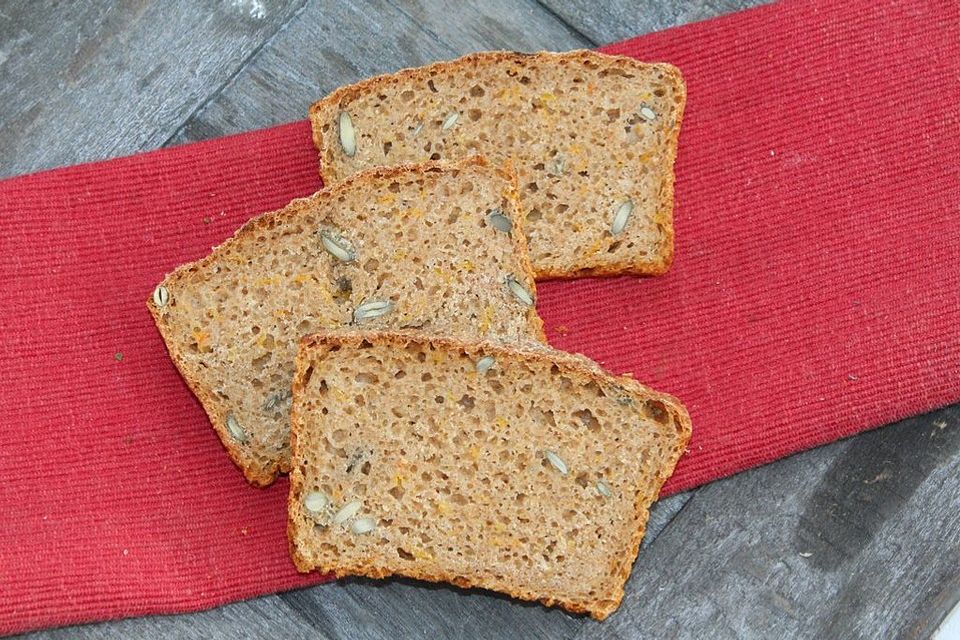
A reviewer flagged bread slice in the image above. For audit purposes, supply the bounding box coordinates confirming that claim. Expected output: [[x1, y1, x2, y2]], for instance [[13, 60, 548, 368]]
[[288, 331, 691, 620], [147, 158, 545, 487], [309, 50, 686, 279]]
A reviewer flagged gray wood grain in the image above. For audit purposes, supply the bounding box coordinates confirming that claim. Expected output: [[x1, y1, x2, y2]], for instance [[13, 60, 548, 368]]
[[4, 0, 959, 638], [0, 0, 308, 178], [537, 0, 772, 45], [17, 595, 318, 640]]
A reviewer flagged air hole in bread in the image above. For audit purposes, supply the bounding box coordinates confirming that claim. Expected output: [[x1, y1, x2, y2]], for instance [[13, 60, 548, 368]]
[[644, 400, 669, 424]]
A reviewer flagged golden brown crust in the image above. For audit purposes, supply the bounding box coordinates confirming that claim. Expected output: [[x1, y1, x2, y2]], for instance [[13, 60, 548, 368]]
[[288, 330, 692, 620], [309, 50, 687, 280], [147, 158, 545, 487]]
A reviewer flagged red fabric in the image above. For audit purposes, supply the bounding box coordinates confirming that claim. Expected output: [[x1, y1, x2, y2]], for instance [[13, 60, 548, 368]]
[[1, 0, 959, 633]]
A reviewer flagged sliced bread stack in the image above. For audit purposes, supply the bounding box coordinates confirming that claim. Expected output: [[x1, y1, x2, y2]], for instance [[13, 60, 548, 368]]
[[150, 49, 689, 620]]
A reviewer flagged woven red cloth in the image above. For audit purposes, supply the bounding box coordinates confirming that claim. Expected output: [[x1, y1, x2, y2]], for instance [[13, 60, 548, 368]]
[[2, 0, 959, 634]]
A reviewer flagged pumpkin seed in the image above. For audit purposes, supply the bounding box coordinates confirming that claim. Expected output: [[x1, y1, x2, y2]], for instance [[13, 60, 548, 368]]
[[225, 413, 247, 443], [304, 491, 330, 514], [320, 230, 356, 262], [544, 450, 568, 475], [505, 276, 534, 307], [488, 210, 512, 233], [441, 111, 459, 131], [353, 300, 393, 323], [552, 156, 566, 175], [350, 517, 377, 534], [475, 355, 496, 374], [333, 500, 362, 525], [611, 199, 634, 235], [338, 111, 357, 156], [152, 285, 169, 308], [596, 480, 612, 498], [263, 390, 290, 412]]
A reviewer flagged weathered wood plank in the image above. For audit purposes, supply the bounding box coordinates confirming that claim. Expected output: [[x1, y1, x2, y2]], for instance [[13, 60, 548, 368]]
[[16, 594, 319, 640], [0, 0, 308, 178], [537, 0, 768, 45], [280, 576, 583, 640], [169, 0, 591, 144]]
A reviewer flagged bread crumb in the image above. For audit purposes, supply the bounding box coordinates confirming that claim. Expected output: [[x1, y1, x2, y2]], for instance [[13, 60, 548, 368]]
[[191, 329, 210, 352]]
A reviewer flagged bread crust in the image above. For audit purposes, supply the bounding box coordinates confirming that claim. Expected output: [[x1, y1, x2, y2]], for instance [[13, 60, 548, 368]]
[[288, 330, 692, 620], [309, 50, 687, 280], [147, 158, 545, 487]]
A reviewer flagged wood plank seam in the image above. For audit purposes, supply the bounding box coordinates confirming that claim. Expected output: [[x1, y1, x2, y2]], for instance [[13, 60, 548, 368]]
[[531, 0, 601, 47], [161, 0, 312, 148]]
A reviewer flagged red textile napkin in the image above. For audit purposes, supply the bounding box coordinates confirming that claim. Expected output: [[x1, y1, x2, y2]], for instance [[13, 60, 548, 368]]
[[2, 0, 959, 634]]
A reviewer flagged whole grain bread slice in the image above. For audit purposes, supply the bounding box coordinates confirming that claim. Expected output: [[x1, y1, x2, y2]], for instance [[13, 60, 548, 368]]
[[148, 158, 545, 487], [309, 50, 686, 279], [288, 330, 691, 620]]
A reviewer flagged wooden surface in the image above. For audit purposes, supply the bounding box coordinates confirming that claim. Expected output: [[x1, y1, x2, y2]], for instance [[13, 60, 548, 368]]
[[3, 1, 958, 638]]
